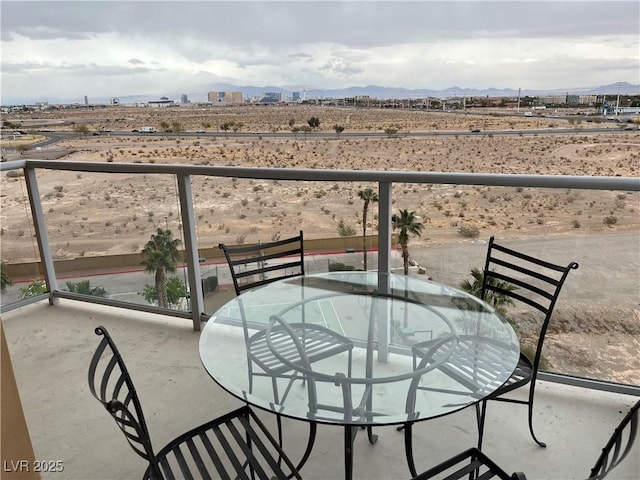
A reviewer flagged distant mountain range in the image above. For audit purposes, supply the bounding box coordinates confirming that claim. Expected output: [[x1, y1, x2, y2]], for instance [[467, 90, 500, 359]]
[[108, 81, 639, 105], [9, 82, 637, 106]]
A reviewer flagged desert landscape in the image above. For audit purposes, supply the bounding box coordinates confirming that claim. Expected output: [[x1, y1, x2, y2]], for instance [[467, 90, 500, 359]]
[[1, 105, 639, 383], [2, 105, 639, 260]]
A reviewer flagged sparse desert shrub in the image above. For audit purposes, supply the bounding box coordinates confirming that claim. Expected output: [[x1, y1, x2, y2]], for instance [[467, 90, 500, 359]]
[[458, 224, 480, 238], [6, 170, 24, 178], [571, 219, 581, 229], [329, 262, 356, 272], [336, 219, 356, 236], [603, 216, 617, 226]]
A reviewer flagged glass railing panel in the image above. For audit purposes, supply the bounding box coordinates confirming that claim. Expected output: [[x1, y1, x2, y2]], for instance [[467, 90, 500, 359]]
[[192, 177, 380, 315], [400, 186, 639, 386], [0, 167, 46, 307], [38, 170, 187, 311]]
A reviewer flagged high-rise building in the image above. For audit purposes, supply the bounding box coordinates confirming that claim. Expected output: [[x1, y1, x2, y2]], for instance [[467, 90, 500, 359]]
[[84, 95, 88, 105], [259, 92, 284, 104], [181, 94, 188, 104], [228, 91, 243, 104], [208, 91, 243, 105], [292, 92, 301, 102]]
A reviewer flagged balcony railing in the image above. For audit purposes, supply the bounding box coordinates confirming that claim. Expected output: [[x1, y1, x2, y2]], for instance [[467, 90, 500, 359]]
[[1, 158, 639, 396]]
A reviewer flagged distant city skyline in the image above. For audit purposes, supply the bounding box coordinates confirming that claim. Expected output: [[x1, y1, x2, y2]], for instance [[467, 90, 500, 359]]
[[23, 81, 634, 108], [2, 1, 639, 105]]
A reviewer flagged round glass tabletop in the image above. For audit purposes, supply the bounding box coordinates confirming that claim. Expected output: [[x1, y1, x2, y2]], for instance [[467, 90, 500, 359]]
[[200, 271, 519, 426]]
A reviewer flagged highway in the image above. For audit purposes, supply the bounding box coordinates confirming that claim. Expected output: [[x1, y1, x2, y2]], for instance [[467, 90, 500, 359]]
[[17, 125, 639, 151]]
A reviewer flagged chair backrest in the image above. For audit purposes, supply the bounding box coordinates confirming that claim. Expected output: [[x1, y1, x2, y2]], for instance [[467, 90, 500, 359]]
[[219, 230, 305, 295], [88, 326, 161, 478], [481, 236, 578, 372], [588, 400, 639, 480]]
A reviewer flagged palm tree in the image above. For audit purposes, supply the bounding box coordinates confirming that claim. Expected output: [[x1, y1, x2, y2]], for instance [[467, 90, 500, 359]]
[[459, 267, 517, 314], [357, 187, 378, 271], [1, 261, 12, 292], [392, 209, 424, 275], [140, 228, 181, 309]]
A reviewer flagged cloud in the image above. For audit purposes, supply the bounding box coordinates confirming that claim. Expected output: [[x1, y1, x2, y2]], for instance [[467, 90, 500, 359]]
[[289, 53, 313, 62], [58, 64, 155, 76], [1, 1, 638, 102], [3, 2, 638, 44], [319, 59, 363, 77], [1, 61, 51, 72]]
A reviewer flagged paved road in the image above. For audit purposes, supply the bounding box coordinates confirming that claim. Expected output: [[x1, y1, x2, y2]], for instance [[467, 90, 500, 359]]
[[2, 232, 638, 313]]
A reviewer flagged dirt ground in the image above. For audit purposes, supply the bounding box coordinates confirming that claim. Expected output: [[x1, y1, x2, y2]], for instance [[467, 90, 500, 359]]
[[2, 106, 639, 260], [1, 105, 639, 384]]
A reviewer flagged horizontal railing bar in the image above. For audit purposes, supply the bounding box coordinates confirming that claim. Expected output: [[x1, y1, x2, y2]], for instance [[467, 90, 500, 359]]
[[0, 159, 26, 170], [0, 292, 48, 314], [6, 159, 638, 191], [538, 372, 640, 396], [53, 290, 194, 321]]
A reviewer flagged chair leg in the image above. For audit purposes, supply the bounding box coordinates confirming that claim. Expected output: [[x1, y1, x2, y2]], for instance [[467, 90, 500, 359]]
[[294, 422, 317, 474], [527, 385, 546, 448], [476, 401, 487, 451], [366, 426, 378, 445], [276, 414, 284, 458], [403, 422, 418, 478], [344, 425, 356, 480]]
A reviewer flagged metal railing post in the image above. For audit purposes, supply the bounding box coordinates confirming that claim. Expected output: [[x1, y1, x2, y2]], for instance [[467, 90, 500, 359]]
[[177, 174, 204, 330], [376, 181, 393, 362], [25, 167, 58, 305], [377, 181, 393, 274]]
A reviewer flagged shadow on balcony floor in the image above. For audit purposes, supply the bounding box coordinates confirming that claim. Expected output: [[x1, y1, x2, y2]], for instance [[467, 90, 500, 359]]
[[2, 299, 638, 479]]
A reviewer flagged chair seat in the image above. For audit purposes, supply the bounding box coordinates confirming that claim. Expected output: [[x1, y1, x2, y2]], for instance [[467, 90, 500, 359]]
[[143, 406, 300, 480], [250, 323, 353, 375], [411, 335, 520, 397], [489, 353, 533, 398]]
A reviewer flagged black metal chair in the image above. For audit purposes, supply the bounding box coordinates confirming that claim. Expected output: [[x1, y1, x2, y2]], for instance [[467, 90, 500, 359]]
[[403, 335, 520, 476], [411, 236, 578, 449], [411, 447, 524, 480], [589, 399, 639, 480], [88, 325, 301, 480], [219, 230, 306, 296], [218, 231, 354, 406], [411, 400, 639, 480]]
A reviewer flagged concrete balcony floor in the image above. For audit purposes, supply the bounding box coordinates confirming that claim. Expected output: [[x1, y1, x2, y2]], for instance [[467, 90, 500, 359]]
[[3, 299, 638, 480]]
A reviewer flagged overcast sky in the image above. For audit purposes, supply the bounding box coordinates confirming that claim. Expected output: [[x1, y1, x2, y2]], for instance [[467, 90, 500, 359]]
[[1, 1, 639, 104]]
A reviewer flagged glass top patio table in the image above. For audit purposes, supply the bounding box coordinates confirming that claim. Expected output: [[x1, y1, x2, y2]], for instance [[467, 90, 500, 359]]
[[199, 271, 519, 426]]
